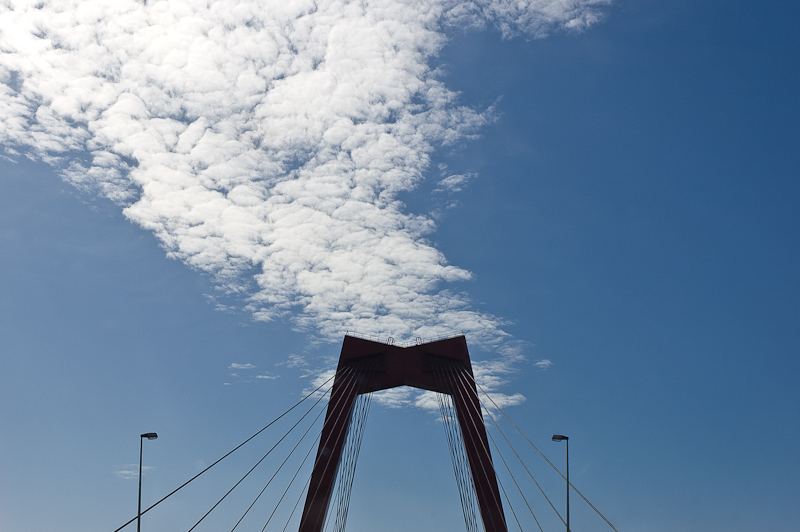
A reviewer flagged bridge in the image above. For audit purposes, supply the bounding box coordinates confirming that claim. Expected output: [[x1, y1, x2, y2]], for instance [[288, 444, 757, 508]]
[[113, 334, 619, 532]]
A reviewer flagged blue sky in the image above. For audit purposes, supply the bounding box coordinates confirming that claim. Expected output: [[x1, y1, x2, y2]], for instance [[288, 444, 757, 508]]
[[1, 1, 798, 531]]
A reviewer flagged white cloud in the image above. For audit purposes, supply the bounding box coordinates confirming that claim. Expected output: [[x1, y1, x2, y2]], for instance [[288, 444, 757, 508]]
[[414, 390, 441, 411], [256, 373, 279, 380], [413, 387, 524, 419], [372, 387, 413, 408], [442, 0, 609, 38], [302, 367, 338, 400], [481, 391, 525, 409], [468, 348, 528, 412], [276, 354, 309, 368], [0, 0, 608, 353], [472, 349, 525, 390], [435, 173, 477, 193], [534, 358, 552, 369], [228, 363, 255, 370], [115, 465, 154, 480]]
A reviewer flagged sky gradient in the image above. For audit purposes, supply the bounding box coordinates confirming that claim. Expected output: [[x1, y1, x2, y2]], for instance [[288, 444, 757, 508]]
[[1, 1, 799, 531]]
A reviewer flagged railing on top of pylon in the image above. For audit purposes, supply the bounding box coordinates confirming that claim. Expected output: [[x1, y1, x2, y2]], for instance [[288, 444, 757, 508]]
[[344, 330, 465, 348]]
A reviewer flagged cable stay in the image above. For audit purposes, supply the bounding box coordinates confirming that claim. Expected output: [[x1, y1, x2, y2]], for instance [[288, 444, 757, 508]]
[[112, 334, 620, 532], [228, 401, 326, 532], [227, 369, 357, 531], [280, 364, 369, 532], [433, 364, 483, 532], [187, 368, 348, 532], [253, 364, 375, 532], [179, 363, 364, 532], [495, 464, 526, 532], [452, 367, 564, 528], [438, 391, 481, 532], [111, 372, 339, 532], [441, 362, 508, 532], [259, 419, 323, 532], [328, 391, 373, 532], [280, 471, 313, 532], [431, 359, 513, 532], [484, 408, 547, 532], [459, 366, 621, 532], [322, 362, 380, 532]]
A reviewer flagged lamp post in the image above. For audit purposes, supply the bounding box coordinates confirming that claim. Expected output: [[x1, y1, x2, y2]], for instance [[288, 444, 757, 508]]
[[138, 433, 158, 532], [552, 434, 569, 532]]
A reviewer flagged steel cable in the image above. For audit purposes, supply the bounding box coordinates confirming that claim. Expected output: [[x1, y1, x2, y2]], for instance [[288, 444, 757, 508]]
[[495, 470, 525, 532], [279, 467, 314, 532], [326, 359, 379, 532], [111, 372, 339, 532], [439, 364, 484, 532], [229, 368, 354, 532], [438, 392, 479, 532], [331, 390, 372, 532], [187, 369, 349, 532], [434, 363, 480, 532], [442, 363, 507, 532], [299, 365, 362, 525], [462, 368, 620, 532], [453, 367, 563, 528], [441, 364, 492, 532], [263, 366, 363, 532], [483, 414, 546, 532], [342, 394, 371, 530], [260, 424, 323, 532]]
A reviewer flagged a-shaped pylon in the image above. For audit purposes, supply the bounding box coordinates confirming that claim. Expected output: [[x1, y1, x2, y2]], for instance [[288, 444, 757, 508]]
[[297, 334, 508, 532]]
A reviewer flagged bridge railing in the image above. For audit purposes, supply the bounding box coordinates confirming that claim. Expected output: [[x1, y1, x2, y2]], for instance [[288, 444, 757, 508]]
[[344, 330, 464, 347]]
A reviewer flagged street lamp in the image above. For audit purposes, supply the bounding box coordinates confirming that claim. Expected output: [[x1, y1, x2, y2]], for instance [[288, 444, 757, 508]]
[[138, 433, 158, 532], [552, 434, 569, 532]]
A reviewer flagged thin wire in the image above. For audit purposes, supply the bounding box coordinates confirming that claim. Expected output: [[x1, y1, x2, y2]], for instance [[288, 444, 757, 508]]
[[320, 391, 366, 532], [187, 369, 346, 532], [278, 464, 315, 532], [340, 391, 372, 530], [328, 396, 359, 532], [329, 360, 378, 532], [484, 415, 545, 532], [332, 391, 372, 532], [434, 365, 479, 532], [464, 369, 621, 532], [332, 396, 362, 532], [111, 372, 339, 532], [297, 371, 359, 531], [272, 364, 363, 532], [262, 369, 359, 532], [438, 392, 477, 532], [440, 364, 489, 532], [298, 358, 379, 532], [437, 363, 483, 532], [495, 469, 525, 532], [453, 367, 563, 527], [229, 369, 347, 532], [261, 424, 324, 532], [332, 393, 362, 531], [443, 363, 507, 532]]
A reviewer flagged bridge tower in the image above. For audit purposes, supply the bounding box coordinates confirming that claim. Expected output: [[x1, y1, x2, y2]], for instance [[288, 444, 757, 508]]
[[297, 334, 508, 532]]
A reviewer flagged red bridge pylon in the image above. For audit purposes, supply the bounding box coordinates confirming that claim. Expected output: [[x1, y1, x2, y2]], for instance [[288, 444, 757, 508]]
[[297, 333, 508, 532]]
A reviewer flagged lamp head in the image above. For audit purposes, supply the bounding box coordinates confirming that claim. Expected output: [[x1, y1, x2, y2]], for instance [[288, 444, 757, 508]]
[[141, 433, 158, 440], [551, 434, 568, 442]]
